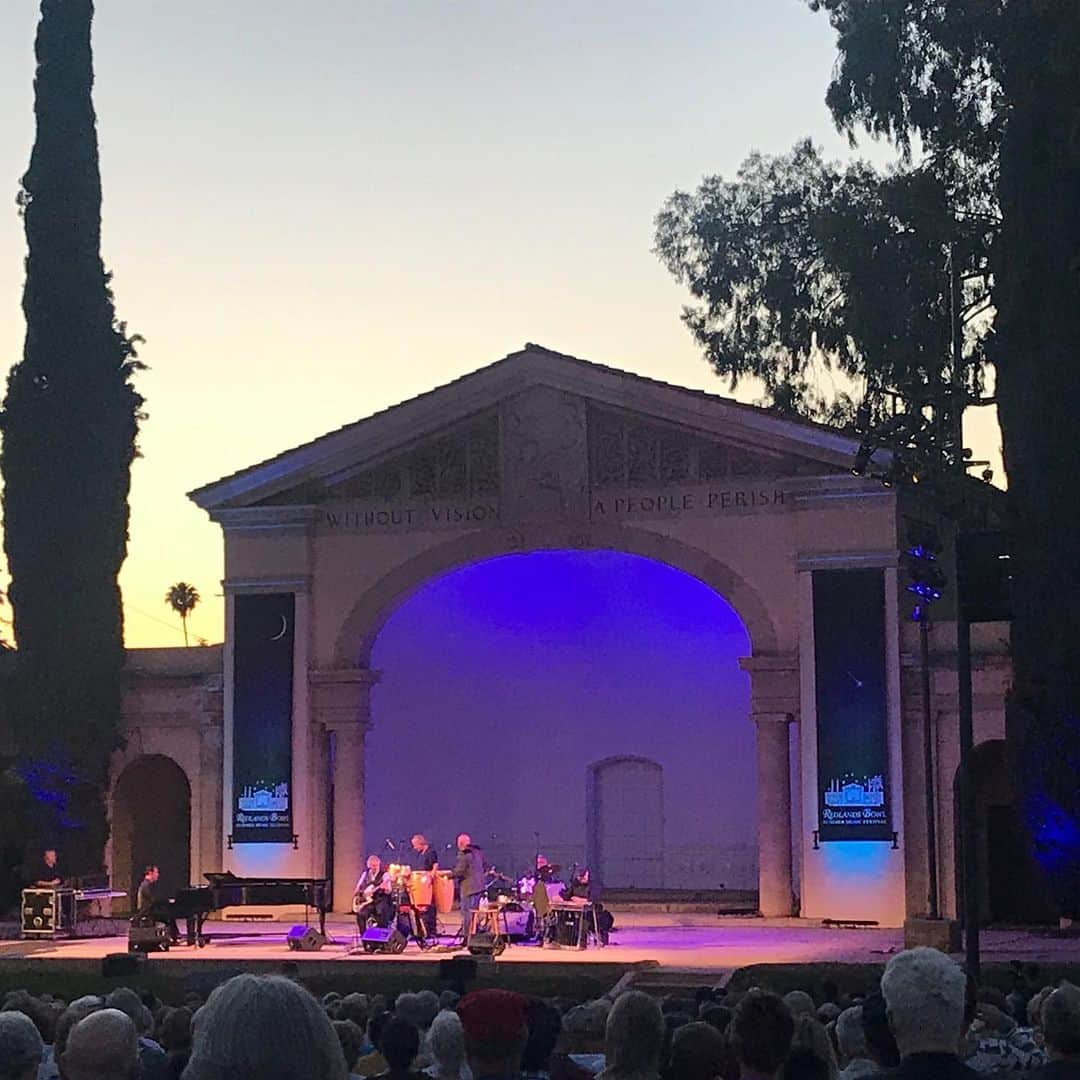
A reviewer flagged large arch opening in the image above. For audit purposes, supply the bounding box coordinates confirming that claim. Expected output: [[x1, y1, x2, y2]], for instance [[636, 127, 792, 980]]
[[365, 549, 754, 893], [111, 755, 191, 911]]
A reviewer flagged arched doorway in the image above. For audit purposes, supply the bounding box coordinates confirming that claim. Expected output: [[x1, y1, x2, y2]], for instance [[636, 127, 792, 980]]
[[956, 741, 1054, 925], [587, 756, 664, 889], [363, 549, 754, 893], [112, 756, 191, 910]]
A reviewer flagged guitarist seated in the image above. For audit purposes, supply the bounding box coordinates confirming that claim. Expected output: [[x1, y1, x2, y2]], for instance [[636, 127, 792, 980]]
[[352, 855, 392, 931]]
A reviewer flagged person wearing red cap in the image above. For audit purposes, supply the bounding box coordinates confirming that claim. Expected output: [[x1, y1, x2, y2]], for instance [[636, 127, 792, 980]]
[[458, 989, 530, 1079]]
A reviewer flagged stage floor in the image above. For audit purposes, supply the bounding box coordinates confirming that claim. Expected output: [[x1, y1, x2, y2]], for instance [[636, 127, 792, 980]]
[[4, 914, 1080, 978]]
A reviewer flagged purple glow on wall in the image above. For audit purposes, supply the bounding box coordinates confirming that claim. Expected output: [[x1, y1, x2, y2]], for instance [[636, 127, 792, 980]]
[[367, 550, 756, 888]]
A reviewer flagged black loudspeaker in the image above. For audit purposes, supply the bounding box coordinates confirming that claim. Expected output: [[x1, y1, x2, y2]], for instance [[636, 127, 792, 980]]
[[467, 931, 506, 957], [128, 924, 171, 953], [361, 926, 406, 954], [957, 530, 1012, 623], [286, 925, 326, 952], [103, 952, 144, 977]]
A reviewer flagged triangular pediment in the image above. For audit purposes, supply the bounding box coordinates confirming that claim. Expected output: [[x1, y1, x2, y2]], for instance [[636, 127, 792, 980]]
[[189, 344, 859, 515]]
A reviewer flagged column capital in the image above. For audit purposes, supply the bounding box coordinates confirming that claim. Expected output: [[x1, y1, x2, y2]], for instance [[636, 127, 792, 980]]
[[739, 652, 798, 673], [741, 653, 799, 721], [752, 711, 795, 726], [309, 667, 380, 730]]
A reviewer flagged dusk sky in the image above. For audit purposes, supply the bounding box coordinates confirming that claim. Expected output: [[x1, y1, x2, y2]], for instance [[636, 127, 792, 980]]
[[0, 1, 1000, 647]]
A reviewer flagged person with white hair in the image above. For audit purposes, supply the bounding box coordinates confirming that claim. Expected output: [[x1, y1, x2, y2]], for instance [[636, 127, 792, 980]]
[[1026, 984, 1080, 1080], [599, 991, 665, 1080], [181, 973, 347, 1080], [423, 1010, 471, 1079], [61, 1009, 140, 1080], [0, 1011, 43, 1080], [880, 947, 977, 1080], [835, 1007, 876, 1080]]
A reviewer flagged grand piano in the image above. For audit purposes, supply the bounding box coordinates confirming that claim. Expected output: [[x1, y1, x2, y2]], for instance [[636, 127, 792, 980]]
[[168, 872, 330, 945]]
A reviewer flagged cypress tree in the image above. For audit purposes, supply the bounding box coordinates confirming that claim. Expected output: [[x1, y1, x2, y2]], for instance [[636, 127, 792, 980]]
[[1, 0, 143, 873]]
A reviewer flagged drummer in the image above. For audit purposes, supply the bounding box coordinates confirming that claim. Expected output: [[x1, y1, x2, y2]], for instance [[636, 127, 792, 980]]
[[409, 834, 439, 937]]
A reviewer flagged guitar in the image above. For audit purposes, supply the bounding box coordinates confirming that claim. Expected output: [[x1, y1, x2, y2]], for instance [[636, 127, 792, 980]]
[[351, 874, 386, 913]]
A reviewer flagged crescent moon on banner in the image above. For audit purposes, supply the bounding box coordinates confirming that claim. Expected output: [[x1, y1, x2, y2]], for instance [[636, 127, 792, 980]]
[[270, 615, 288, 641]]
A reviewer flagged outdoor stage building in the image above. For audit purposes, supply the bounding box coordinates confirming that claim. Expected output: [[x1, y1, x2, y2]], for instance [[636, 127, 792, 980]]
[[108, 344, 1022, 929]]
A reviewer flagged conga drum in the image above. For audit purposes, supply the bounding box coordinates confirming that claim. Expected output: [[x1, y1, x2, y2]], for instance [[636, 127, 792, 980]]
[[408, 871, 433, 908], [434, 871, 454, 914]]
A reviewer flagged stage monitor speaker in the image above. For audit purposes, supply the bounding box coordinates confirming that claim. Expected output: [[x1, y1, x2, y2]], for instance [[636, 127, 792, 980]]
[[103, 952, 144, 978], [360, 926, 406, 954], [286, 925, 326, 952], [467, 931, 506, 957]]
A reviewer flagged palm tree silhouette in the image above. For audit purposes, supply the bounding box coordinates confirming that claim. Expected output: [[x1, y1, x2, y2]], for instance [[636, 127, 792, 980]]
[[164, 582, 200, 646]]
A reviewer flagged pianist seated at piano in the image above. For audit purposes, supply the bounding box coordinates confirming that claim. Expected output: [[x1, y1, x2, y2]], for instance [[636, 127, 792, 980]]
[[352, 854, 393, 931], [135, 865, 181, 944]]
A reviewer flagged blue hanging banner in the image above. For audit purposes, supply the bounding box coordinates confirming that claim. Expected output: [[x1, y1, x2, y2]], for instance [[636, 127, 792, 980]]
[[813, 569, 893, 842], [232, 593, 295, 843]]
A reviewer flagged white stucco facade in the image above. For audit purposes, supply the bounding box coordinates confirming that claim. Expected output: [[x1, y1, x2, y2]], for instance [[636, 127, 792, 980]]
[[108, 344, 1010, 926]]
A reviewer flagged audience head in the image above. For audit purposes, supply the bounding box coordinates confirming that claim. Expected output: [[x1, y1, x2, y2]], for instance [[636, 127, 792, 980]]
[[730, 990, 795, 1079], [379, 1017, 421, 1072], [561, 1001, 608, 1053], [1042, 984, 1080, 1060], [337, 991, 369, 1030], [0, 1011, 44, 1080], [666, 1020, 727, 1080], [1, 991, 57, 1044], [605, 990, 665, 1077], [331, 1020, 365, 1072], [62, 1009, 139, 1080], [859, 991, 900, 1068], [790, 1015, 838, 1080], [105, 987, 154, 1036], [182, 974, 347, 1080], [428, 1010, 467, 1076], [783, 991, 817, 1018], [53, 999, 105, 1063], [459, 989, 529, 1076], [522, 999, 562, 1073], [158, 1006, 194, 1053], [881, 947, 966, 1056], [834, 1006, 868, 1066], [699, 1003, 733, 1033]]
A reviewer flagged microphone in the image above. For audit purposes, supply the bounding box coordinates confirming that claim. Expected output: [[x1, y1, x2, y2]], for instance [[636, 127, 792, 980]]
[[384, 838, 396, 851]]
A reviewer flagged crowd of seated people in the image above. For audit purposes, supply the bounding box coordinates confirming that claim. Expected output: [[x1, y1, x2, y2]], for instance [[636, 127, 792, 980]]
[[0, 948, 1078, 1080]]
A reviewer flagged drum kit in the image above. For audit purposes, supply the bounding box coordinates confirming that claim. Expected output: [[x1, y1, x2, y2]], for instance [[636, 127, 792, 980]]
[[356, 858, 597, 953], [472, 861, 573, 943]]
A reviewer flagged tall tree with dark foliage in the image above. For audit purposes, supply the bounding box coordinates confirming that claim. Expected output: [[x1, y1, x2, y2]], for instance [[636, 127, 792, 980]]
[[806, 0, 1080, 911], [1, 0, 143, 872]]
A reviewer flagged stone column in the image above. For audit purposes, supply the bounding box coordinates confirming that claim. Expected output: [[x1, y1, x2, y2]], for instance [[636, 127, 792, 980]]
[[740, 654, 799, 918], [755, 713, 795, 917], [310, 668, 380, 912]]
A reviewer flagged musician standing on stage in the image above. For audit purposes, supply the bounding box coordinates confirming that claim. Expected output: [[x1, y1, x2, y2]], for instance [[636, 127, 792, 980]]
[[410, 834, 439, 937], [450, 833, 485, 942], [32, 847, 64, 887], [136, 865, 180, 943], [353, 854, 392, 931]]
